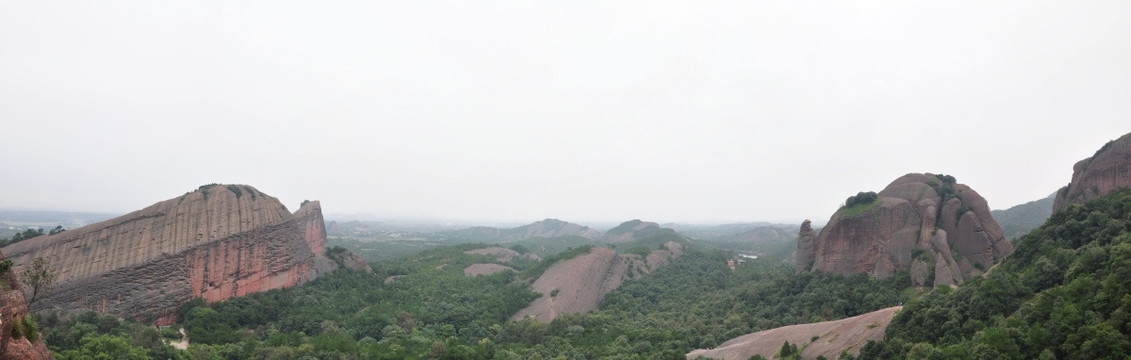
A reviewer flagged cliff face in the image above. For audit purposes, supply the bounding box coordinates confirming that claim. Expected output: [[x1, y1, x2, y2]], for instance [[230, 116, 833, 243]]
[[510, 242, 683, 322], [1054, 132, 1131, 212], [0, 185, 336, 325], [0, 251, 53, 360], [797, 174, 1013, 286]]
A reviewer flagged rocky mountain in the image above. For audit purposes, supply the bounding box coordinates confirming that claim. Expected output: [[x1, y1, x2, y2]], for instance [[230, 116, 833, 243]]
[[0, 184, 337, 325], [796, 173, 1013, 287], [686, 306, 901, 360], [992, 192, 1055, 240], [510, 242, 683, 322], [444, 218, 602, 242], [1053, 132, 1131, 212], [600, 219, 687, 244], [0, 251, 53, 359]]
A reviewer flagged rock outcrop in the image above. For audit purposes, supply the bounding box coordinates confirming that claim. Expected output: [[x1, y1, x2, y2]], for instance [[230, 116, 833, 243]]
[[1053, 132, 1131, 213], [0, 250, 53, 360], [795, 220, 818, 270], [510, 242, 683, 322], [0, 184, 337, 325], [796, 174, 1013, 287], [463, 263, 516, 277], [686, 306, 901, 360], [464, 247, 542, 263]]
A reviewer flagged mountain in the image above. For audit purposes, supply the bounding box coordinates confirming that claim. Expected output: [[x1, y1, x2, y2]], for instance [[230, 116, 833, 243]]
[[0, 250, 52, 359], [860, 186, 1131, 359], [992, 192, 1055, 240], [1053, 131, 1131, 212], [443, 218, 602, 242], [686, 306, 901, 360], [510, 242, 684, 322], [0, 184, 337, 325], [663, 222, 796, 240], [796, 173, 1014, 287], [600, 219, 688, 244]]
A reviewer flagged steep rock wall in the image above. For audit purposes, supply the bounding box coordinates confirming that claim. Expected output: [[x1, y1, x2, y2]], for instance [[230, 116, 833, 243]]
[[797, 174, 1013, 286], [1054, 132, 1131, 212], [0, 250, 53, 359], [0, 185, 335, 324]]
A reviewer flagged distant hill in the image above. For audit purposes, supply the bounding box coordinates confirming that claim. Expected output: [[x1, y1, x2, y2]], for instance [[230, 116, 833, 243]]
[[442, 218, 602, 243], [663, 222, 795, 240], [601, 219, 687, 244], [991, 192, 1055, 240]]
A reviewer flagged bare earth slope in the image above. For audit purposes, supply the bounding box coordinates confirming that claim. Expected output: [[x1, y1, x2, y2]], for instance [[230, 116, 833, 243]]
[[1053, 132, 1131, 212], [511, 242, 683, 322], [686, 306, 901, 360], [1, 184, 336, 325]]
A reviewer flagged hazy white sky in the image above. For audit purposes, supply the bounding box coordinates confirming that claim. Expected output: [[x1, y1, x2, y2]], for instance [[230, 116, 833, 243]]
[[2, 1, 1129, 224]]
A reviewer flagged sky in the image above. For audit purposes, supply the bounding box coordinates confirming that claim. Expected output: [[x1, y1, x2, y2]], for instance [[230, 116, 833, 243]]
[[1, 1, 1129, 225]]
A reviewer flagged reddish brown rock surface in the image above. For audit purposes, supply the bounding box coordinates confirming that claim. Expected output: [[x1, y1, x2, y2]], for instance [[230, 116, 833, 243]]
[[797, 174, 1013, 286], [0, 185, 337, 325], [0, 250, 53, 360], [686, 306, 901, 360], [510, 242, 683, 322], [1054, 132, 1131, 213]]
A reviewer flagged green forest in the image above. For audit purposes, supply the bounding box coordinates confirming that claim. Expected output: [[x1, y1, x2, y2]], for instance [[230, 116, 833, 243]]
[[24, 188, 1131, 359], [36, 239, 908, 359], [858, 188, 1131, 359]]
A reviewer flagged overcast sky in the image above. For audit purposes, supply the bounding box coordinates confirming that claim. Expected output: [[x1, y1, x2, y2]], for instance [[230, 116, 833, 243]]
[[2, 1, 1129, 225]]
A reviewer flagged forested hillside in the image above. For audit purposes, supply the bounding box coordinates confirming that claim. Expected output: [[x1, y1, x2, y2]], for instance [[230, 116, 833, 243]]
[[35, 240, 910, 359], [859, 188, 1131, 359]]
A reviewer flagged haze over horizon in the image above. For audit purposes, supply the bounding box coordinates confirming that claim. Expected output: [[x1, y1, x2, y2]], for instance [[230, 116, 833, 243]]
[[2, 1, 1129, 225]]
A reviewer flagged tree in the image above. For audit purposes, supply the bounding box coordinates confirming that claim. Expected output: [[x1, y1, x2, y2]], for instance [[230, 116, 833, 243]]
[[49, 225, 66, 235], [21, 257, 59, 307]]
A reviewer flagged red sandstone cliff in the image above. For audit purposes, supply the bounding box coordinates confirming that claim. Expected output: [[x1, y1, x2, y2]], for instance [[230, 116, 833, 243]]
[[0, 184, 337, 325], [797, 174, 1013, 286], [1053, 132, 1131, 213], [0, 250, 53, 360]]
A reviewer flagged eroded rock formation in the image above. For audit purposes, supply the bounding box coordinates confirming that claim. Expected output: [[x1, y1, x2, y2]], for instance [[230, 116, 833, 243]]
[[510, 242, 683, 322], [796, 174, 1013, 286], [1053, 132, 1131, 212], [685, 306, 902, 360], [1, 184, 336, 325], [0, 250, 53, 360]]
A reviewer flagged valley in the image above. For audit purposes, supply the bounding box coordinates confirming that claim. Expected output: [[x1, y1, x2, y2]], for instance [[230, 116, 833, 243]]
[[1, 132, 1129, 360]]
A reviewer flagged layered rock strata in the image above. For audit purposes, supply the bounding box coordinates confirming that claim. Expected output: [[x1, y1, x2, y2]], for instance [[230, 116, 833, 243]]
[[796, 174, 1013, 286], [1, 184, 336, 325]]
